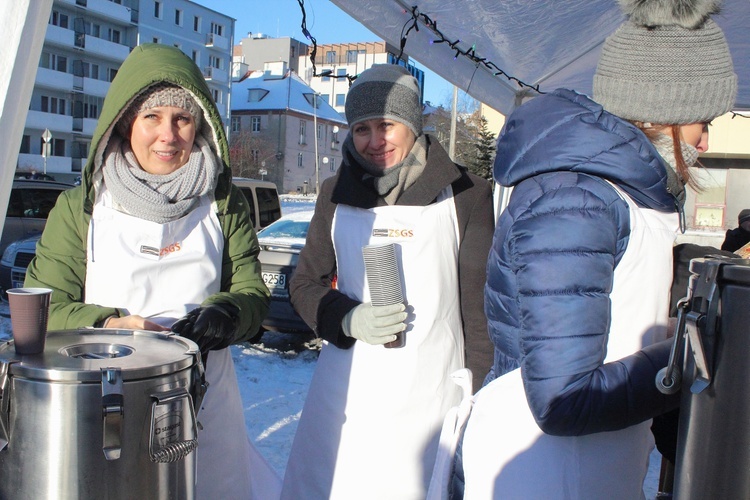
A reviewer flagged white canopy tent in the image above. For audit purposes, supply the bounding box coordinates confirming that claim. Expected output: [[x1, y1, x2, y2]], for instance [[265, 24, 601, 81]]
[[0, 1, 53, 237], [329, 0, 750, 116], [1, 1, 748, 234]]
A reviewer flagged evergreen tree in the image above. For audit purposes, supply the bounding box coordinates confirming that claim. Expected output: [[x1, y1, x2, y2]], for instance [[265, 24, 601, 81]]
[[468, 116, 495, 180]]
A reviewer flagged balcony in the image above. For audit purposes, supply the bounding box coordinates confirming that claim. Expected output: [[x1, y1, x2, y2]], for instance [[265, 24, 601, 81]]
[[25, 110, 73, 134], [82, 35, 130, 63], [45, 24, 76, 49], [58, 0, 131, 25], [203, 66, 228, 84], [206, 33, 230, 51], [16, 154, 72, 175], [35, 67, 74, 92]]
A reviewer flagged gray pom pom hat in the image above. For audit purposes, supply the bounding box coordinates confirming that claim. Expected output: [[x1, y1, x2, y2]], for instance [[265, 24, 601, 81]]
[[593, 0, 737, 124]]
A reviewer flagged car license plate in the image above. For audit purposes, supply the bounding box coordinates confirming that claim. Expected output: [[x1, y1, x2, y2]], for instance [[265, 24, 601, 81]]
[[263, 272, 286, 288]]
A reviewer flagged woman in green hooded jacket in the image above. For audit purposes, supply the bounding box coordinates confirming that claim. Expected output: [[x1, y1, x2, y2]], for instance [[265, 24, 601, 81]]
[[25, 44, 270, 498]]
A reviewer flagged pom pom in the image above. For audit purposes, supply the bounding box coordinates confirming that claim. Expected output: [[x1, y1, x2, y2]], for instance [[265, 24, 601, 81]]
[[618, 0, 722, 28]]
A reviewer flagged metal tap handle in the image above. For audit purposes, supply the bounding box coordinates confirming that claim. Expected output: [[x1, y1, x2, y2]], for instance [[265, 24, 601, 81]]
[[656, 299, 689, 395], [101, 368, 124, 461]]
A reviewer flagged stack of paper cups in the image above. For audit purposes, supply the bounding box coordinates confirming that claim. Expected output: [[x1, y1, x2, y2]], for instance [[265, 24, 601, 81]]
[[362, 243, 405, 348]]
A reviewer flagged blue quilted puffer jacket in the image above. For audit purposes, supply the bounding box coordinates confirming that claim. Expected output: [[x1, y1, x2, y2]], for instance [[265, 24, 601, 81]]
[[485, 89, 681, 436]]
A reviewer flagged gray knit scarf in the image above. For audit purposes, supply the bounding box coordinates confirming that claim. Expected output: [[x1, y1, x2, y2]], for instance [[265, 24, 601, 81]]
[[652, 134, 697, 207], [342, 134, 428, 205], [102, 134, 221, 223]]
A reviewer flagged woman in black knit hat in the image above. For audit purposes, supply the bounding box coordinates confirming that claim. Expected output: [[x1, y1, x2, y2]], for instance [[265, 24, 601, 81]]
[[280, 64, 495, 499]]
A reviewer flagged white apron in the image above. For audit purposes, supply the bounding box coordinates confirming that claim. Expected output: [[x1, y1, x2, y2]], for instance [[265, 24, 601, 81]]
[[281, 187, 465, 500], [85, 188, 254, 499], [462, 184, 677, 500]]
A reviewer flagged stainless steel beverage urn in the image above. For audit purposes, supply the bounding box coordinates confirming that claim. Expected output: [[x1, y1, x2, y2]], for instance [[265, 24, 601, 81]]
[[668, 257, 750, 499], [0, 329, 206, 499]]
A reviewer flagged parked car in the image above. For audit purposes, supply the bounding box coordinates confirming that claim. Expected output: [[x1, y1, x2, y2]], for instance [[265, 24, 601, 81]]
[[0, 178, 283, 302], [0, 179, 74, 256], [255, 210, 315, 338], [0, 234, 40, 299], [232, 177, 281, 232]]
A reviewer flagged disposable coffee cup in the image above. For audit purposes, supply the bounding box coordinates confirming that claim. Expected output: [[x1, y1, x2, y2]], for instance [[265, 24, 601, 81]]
[[7, 287, 52, 355], [362, 243, 406, 348]]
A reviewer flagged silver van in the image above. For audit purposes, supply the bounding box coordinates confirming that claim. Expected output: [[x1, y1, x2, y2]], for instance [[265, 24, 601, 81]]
[[232, 177, 281, 232]]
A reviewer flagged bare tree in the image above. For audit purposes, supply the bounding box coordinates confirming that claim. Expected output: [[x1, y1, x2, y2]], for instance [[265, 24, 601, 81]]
[[228, 131, 277, 179]]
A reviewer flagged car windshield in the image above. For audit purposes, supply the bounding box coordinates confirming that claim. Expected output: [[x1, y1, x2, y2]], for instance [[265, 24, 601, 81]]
[[258, 219, 309, 240]]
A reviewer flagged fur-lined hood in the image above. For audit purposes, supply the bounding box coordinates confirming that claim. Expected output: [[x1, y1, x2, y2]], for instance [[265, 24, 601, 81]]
[[81, 43, 232, 213]]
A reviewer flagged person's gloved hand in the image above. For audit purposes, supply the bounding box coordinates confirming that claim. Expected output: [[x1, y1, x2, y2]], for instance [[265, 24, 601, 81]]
[[341, 303, 407, 345], [171, 303, 240, 352]]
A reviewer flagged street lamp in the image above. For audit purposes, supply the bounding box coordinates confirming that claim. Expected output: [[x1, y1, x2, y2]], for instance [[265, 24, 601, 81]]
[[312, 93, 320, 195]]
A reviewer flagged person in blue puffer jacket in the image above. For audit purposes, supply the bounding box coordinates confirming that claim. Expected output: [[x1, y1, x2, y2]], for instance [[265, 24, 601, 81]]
[[457, 0, 738, 498]]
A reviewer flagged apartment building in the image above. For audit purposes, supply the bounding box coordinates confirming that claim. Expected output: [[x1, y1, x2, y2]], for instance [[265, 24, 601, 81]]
[[17, 0, 234, 183], [298, 41, 425, 115], [231, 63, 347, 194]]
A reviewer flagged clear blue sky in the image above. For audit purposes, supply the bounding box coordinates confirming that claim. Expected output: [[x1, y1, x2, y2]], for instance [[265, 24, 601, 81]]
[[191, 0, 455, 106]]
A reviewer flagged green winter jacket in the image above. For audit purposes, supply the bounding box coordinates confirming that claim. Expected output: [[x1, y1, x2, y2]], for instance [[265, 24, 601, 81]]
[[25, 44, 270, 342]]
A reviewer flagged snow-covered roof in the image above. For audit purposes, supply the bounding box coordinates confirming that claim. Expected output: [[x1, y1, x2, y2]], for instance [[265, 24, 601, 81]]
[[231, 71, 347, 124]]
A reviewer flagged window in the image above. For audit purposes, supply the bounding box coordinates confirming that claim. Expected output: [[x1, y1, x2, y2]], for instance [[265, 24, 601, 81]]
[[19, 135, 31, 155], [154, 1, 162, 19], [193, 16, 201, 32], [90, 63, 99, 80], [84, 21, 100, 37], [251, 116, 261, 132], [337, 68, 347, 77], [247, 89, 269, 102], [317, 124, 323, 141], [40, 53, 68, 73], [321, 69, 331, 82], [231, 116, 241, 133], [51, 138, 66, 157], [209, 55, 221, 69], [7, 186, 67, 219], [108, 28, 121, 44], [108, 68, 118, 82], [335, 94, 345, 107], [257, 188, 281, 226], [153, 37, 160, 44], [50, 11, 69, 29], [41, 96, 67, 115], [71, 140, 89, 159], [304, 93, 321, 108], [175, 9, 183, 26], [251, 149, 260, 163], [299, 120, 306, 144], [326, 51, 336, 63], [210, 22, 223, 37], [192, 50, 199, 63], [346, 50, 358, 63], [692, 168, 727, 228], [297, 153, 304, 168], [212, 89, 221, 104]]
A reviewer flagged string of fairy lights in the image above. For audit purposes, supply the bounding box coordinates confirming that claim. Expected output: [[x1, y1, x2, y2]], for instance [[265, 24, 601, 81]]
[[294, 0, 747, 119]]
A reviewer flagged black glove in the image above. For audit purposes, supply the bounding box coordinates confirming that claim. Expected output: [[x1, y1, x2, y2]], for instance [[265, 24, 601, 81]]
[[171, 304, 240, 352]]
